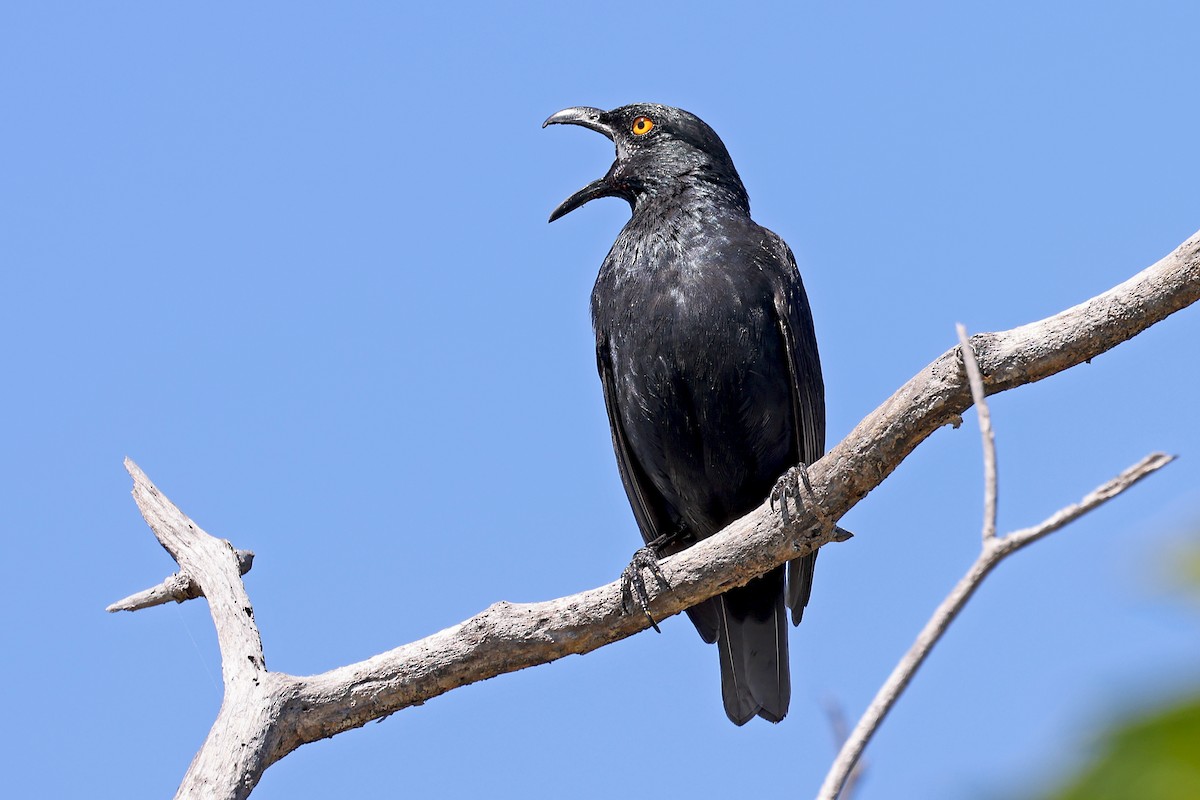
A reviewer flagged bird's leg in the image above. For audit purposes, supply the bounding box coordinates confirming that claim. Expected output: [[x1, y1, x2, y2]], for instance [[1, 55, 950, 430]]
[[644, 525, 688, 553], [620, 525, 687, 633]]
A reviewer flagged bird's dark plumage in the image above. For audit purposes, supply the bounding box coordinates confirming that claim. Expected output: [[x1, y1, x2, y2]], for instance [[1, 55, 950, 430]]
[[545, 103, 825, 725]]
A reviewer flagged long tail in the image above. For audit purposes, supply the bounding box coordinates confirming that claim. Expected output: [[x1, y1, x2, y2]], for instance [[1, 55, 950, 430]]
[[716, 566, 790, 725]]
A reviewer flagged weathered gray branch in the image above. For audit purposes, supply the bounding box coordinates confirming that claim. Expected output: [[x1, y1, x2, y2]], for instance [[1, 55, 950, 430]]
[[816, 325, 1176, 800], [109, 228, 1200, 799]]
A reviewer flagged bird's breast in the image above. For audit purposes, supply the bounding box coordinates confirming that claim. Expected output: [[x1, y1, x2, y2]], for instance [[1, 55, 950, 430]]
[[596, 225, 769, 352]]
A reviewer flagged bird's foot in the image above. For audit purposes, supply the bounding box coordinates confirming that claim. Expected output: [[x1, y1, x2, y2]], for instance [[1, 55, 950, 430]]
[[770, 465, 804, 526], [771, 463, 834, 532], [620, 546, 668, 633]]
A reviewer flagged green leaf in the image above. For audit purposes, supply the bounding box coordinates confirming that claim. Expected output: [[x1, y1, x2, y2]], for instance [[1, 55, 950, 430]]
[[1044, 698, 1200, 800]]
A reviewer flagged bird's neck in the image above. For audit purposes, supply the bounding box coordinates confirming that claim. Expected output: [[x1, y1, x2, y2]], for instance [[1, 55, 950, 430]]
[[632, 170, 750, 220]]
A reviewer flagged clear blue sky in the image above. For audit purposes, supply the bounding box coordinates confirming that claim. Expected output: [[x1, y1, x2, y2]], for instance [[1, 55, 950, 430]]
[[3, 3, 1199, 798]]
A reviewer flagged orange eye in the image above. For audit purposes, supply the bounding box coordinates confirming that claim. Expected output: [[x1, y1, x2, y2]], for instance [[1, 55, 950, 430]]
[[631, 116, 654, 135]]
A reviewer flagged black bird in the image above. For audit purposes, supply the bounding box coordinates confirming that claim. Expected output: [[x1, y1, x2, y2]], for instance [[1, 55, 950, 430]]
[[545, 103, 825, 725]]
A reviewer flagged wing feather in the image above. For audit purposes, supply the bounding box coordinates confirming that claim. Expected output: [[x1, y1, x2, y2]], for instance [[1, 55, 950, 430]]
[[596, 341, 720, 642], [765, 233, 826, 626]]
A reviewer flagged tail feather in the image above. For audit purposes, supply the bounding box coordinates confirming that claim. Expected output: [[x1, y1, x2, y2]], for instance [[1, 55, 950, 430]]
[[716, 567, 790, 725]]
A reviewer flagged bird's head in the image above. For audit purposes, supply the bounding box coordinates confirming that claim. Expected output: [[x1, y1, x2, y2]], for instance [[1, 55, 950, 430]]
[[543, 103, 748, 222]]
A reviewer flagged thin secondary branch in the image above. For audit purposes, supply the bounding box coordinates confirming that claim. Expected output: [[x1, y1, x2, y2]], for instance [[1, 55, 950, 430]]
[[957, 323, 998, 541], [816, 452, 1175, 800]]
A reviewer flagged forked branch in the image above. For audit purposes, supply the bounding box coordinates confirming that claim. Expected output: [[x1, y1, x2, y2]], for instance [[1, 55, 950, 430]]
[[816, 324, 1175, 800]]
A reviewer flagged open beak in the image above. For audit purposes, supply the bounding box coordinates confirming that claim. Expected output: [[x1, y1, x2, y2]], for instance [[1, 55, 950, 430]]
[[543, 106, 621, 222], [547, 175, 616, 223]]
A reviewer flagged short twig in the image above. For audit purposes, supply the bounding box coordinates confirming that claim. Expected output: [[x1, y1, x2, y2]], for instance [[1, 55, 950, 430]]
[[107, 550, 255, 612], [957, 323, 998, 542]]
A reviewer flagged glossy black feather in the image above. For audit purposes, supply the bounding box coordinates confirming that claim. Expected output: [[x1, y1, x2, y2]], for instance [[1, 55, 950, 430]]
[[549, 103, 825, 724]]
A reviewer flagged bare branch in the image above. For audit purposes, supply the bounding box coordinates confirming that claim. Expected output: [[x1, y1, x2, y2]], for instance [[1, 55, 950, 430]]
[[998, 452, 1176, 553], [106, 229, 1200, 799], [957, 323, 998, 542], [282, 231, 1200, 747], [122, 458, 267, 683], [816, 451, 1176, 800]]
